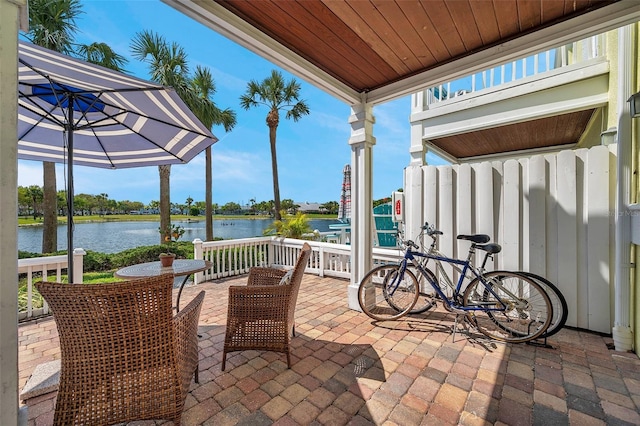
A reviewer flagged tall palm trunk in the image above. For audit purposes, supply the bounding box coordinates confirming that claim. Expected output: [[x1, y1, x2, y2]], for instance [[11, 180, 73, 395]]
[[269, 125, 281, 221], [267, 109, 281, 220], [159, 165, 171, 244], [205, 147, 213, 241], [42, 162, 57, 253]]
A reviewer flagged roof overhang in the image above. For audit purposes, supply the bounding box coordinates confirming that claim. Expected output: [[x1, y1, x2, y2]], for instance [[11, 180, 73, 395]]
[[163, 0, 640, 105]]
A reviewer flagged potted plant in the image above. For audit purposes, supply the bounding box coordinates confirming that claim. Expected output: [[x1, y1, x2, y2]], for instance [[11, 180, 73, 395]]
[[159, 252, 176, 267], [157, 223, 185, 267]]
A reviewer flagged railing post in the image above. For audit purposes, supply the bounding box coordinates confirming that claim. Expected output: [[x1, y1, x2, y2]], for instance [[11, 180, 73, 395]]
[[267, 239, 275, 267], [193, 238, 204, 284], [318, 245, 325, 277], [72, 248, 85, 284]]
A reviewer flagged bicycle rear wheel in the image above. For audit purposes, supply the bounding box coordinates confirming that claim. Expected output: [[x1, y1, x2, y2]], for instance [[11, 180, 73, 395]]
[[463, 271, 552, 343], [358, 264, 419, 321], [512, 271, 568, 338]]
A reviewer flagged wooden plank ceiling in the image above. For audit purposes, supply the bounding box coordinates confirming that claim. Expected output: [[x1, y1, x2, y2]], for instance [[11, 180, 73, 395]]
[[214, 0, 617, 94], [430, 109, 596, 159]]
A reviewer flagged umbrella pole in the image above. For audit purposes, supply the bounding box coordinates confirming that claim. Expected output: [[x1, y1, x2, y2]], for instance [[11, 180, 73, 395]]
[[66, 102, 74, 283]]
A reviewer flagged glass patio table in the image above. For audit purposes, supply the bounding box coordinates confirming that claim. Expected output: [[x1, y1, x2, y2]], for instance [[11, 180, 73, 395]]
[[115, 259, 212, 312]]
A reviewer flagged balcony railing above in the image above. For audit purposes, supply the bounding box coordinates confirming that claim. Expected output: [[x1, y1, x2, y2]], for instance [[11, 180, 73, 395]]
[[423, 35, 606, 107]]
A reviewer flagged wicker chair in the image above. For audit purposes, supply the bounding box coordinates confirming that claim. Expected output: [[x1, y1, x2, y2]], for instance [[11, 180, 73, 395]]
[[35, 274, 204, 426], [222, 242, 312, 370]]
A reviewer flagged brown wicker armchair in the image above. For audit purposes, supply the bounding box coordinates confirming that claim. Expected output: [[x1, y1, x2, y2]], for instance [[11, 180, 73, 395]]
[[35, 274, 204, 426], [222, 242, 312, 370]]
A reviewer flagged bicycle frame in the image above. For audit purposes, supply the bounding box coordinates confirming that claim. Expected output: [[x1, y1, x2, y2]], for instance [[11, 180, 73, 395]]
[[391, 237, 511, 313]]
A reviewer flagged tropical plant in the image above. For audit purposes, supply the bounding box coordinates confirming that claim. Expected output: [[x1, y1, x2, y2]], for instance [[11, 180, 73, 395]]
[[158, 223, 185, 243], [24, 0, 81, 54], [240, 70, 310, 220], [263, 211, 312, 239], [76, 42, 128, 71]]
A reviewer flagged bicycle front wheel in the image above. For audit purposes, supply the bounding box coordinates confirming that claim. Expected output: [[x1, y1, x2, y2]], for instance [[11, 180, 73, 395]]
[[358, 264, 419, 321], [463, 271, 552, 343]]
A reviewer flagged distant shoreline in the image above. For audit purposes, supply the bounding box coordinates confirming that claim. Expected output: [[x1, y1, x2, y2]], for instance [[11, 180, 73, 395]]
[[18, 213, 336, 227]]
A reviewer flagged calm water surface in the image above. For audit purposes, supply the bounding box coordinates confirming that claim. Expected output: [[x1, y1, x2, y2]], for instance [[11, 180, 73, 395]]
[[18, 218, 340, 254]]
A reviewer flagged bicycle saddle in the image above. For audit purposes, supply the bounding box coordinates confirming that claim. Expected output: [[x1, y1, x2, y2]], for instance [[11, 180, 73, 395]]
[[475, 243, 502, 254], [456, 234, 490, 244]]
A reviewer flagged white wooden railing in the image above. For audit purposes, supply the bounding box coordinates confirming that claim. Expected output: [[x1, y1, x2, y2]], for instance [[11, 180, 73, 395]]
[[425, 35, 605, 105], [19, 238, 405, 322], [18, 249, 85, 321], [192, 236, 406, 284], [193, 237, 355, 282]]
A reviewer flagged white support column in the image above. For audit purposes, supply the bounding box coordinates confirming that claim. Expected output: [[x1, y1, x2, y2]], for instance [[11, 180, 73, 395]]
[[1, 1, 27, 424], [347, 101, 375, 310], [613, 25, 634, 351]]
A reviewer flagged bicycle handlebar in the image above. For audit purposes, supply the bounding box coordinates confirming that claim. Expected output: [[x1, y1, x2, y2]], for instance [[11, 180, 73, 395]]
[[421, 222, 443, 237]]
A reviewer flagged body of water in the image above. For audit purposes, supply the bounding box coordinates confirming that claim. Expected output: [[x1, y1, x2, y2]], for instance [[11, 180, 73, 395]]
[[18, 218, 341, 254]]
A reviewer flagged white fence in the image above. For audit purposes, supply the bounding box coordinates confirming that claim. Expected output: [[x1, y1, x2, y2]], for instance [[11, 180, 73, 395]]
[[21, 238, 406, 322], [193, 237, 354, 282], [420, 145, 615, 333], [18, 250, 85, 321]]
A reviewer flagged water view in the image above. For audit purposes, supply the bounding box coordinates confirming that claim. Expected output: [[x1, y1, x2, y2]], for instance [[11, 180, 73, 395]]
[[18, 218, 341, 254]]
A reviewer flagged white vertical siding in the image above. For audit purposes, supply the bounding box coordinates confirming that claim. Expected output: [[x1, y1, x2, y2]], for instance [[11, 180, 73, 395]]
[[420, 145, 615, 333], [556, 150, 579, 327], [585, 146, 611, 333], [502, 159, 522, 270]]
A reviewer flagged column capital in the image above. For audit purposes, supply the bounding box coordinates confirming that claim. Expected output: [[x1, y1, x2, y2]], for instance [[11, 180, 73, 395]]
[[348, 102, 376, 147]]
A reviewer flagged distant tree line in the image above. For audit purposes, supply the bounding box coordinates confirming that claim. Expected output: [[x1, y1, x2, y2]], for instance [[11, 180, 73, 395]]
[[17, 186, 341, 218]]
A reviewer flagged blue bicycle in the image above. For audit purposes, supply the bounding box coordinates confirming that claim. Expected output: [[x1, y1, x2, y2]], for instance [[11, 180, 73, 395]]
[[357, 224, 553, 343]]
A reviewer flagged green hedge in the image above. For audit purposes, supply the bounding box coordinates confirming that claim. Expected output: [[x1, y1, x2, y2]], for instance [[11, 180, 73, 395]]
[[18, 241, 195, 273]]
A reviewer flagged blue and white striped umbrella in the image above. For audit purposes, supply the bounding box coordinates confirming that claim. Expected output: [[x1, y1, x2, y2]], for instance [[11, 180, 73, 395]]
[[17, 40, 218, 281], [18, 40, 217, 168]]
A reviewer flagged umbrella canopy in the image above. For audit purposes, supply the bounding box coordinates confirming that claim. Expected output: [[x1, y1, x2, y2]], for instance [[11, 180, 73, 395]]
[[17, 40, 218, 281], [337, 164, 351, 223]]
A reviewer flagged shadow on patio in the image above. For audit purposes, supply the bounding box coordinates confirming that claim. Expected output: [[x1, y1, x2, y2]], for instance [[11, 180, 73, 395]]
[[19, 274, 640, 425]]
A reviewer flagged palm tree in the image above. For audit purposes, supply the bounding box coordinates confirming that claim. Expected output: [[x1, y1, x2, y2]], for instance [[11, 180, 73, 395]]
[[131, 30, 191, 244], [24, 0, 82, 253], [240, 70, 310, 220], [76, 42, 128, 71], [190, 66, 236, 241], [132, 32, 237, 243]]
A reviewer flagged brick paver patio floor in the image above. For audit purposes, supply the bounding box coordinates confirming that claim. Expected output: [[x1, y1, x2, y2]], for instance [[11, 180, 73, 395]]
[[18, 274, 640, 425]]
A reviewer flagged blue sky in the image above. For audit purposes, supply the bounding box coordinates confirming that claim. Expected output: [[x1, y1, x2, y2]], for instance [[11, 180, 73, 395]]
[[17, 0, 446, 207]]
